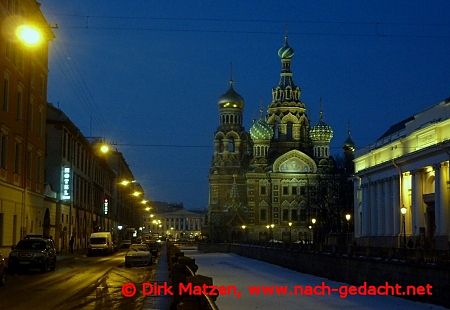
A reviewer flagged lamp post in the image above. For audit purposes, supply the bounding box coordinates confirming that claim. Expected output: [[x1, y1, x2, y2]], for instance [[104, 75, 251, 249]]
[[270, 224, 275, 241], [288, 222, 292, 243], [241, 225, 247, 243], [311, 218, 317, 247], [345, 213, 351, 246], [400, 206, 407, 258]]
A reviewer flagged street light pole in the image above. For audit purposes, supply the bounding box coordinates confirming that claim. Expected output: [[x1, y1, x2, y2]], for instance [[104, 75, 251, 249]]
[[288, 222, 292, 243], [400, 206, 407, 258]]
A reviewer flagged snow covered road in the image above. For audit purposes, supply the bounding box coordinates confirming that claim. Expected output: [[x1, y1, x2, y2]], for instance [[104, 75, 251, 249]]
[[188, 251, 444, 310]]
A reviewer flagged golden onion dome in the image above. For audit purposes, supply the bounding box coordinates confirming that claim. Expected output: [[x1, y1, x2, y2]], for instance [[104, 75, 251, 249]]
[[218, 82, 244, 109], [250, 118, 273, 141], [310, 111, 333, 143]]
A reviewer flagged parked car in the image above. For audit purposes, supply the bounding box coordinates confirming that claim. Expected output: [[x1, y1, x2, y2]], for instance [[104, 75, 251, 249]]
[[125, 244, 152, 267], [8, 236, 56, 273], [88, 232, 113, 256], [0, 253, 6, 285], [144, 240, 160, 257]]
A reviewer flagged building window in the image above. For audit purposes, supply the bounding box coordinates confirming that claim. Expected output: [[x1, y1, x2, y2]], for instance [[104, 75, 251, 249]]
[[300, 186, 306, 195], [282, 209, 289, 221], [27, 150, 32, 180], [291, 186, 297, 195], [16, 88, 23, 120], [14, 142, 21, 173], [260, 185, 266, 195], [0, 134, 7, 169], [227, 137, 235, 152], [282, 186, 288, 195], [260, 209, 266, 221], [300, 209, 306, 221], [291, 210, 298, 221], [36, 156, 41, 183], [2, 76, 9, 112], [286, 122, 293, 139]]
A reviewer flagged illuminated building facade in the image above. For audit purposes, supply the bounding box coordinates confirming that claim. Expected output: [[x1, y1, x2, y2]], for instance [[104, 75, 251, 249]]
[[207, 37, 354, 242], [0, 0, 53, 255], [354, 99, 450, 250]]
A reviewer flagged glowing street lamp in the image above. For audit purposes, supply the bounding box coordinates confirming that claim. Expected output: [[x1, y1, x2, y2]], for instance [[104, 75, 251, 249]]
[[400, 206, 407, 256], [311, 218, 317, 225], [132, 191, 142, 197], [241, 225, 247, 243], [288, 222, 293, 243], [145, 207, 151, 212], [99, 143, 110, 154], [16, 24, 43, 47], [141, 199, 148, 204]]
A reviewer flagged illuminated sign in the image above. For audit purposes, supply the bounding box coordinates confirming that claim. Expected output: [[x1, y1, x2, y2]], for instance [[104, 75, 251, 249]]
[[104, 198, 109, 215], [61, 167, 71, 201]]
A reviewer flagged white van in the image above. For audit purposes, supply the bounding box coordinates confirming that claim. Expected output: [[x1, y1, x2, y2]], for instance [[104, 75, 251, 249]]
[[88, 232, 113, 256]]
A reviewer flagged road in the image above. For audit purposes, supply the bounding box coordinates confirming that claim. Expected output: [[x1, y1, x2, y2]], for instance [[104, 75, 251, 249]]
[[0, 250, 156, 310]]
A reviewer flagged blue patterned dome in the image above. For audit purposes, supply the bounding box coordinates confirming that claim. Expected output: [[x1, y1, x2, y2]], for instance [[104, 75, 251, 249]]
[[250, 118, 274, 141], [278, 36, 294, 59], [218, 82, 244, 109], [310, 112, 333, 143]]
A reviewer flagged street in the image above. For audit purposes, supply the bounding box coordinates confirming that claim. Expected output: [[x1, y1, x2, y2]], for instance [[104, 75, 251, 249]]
[[0, 250, 155, 310]]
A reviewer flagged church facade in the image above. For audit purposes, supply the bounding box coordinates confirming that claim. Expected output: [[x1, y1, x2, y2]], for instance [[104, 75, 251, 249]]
[[207, 38, 354, 243]]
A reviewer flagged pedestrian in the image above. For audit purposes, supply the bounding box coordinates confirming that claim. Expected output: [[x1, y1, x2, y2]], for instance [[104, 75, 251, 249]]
[[69, 235, 75, 254]]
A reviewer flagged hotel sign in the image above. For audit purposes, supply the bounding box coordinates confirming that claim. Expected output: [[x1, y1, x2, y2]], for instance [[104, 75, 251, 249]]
[[104, 198, 109, 215], [61, 167, 72, 201]]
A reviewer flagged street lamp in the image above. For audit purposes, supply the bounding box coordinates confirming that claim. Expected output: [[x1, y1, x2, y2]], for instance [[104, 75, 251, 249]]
[[270, 224, 275, 241], [400, 206, 407, 257], [311, 218, 317, 246], [345, 213, 351, 246], [288, 222, 292, 243], [16, 24, 43, 47], [241, 225, 247, 243]]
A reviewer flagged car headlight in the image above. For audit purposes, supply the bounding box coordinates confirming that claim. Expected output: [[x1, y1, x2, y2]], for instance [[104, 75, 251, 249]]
[[9, 252, 18, 257], [34, 252, 45, 258]]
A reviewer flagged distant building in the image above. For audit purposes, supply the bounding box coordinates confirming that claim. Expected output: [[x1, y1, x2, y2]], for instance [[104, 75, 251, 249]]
[[145, 209, 204, 240], [354, 98, 450, 250], [0, 0, 53, 255], [207, 37, 354, 242]]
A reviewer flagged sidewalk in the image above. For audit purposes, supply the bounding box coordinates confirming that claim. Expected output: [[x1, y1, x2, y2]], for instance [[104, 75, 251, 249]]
[[143, 243, 172, 310]]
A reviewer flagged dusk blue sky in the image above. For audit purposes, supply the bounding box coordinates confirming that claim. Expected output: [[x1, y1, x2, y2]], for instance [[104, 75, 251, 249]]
[[40, 1, 450, 210]]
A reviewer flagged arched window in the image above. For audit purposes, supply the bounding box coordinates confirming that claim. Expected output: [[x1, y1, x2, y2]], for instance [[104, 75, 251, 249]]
[[218, 138, 224, 153], [274, 121, 279, 139], [227, 137, 235, 152], [286, 122, 293, 139]]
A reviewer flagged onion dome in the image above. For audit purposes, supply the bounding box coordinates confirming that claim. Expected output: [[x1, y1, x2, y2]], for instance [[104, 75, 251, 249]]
[[310, 111, 334, 143], [250, 118, 273, 141], [343, 130, 356, 151], [218, 81, 244, 109], [278, 36, 294, 59]]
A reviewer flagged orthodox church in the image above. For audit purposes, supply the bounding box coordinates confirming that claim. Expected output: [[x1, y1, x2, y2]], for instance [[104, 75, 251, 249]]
[[207, 37, 355, 242]]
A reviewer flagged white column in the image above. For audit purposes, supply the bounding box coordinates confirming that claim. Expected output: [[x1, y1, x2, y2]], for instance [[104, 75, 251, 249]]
[[434, 164, 441, 235], [383, 178, 391, 236], [370, 182, 378, 235], [377, 180, 384, 236], [440, 162, 449, 237], [354, 177, 361, 237], [362, 183, 369, 236], [392, 175, 400, 235], [411, 169, 425, 236]]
